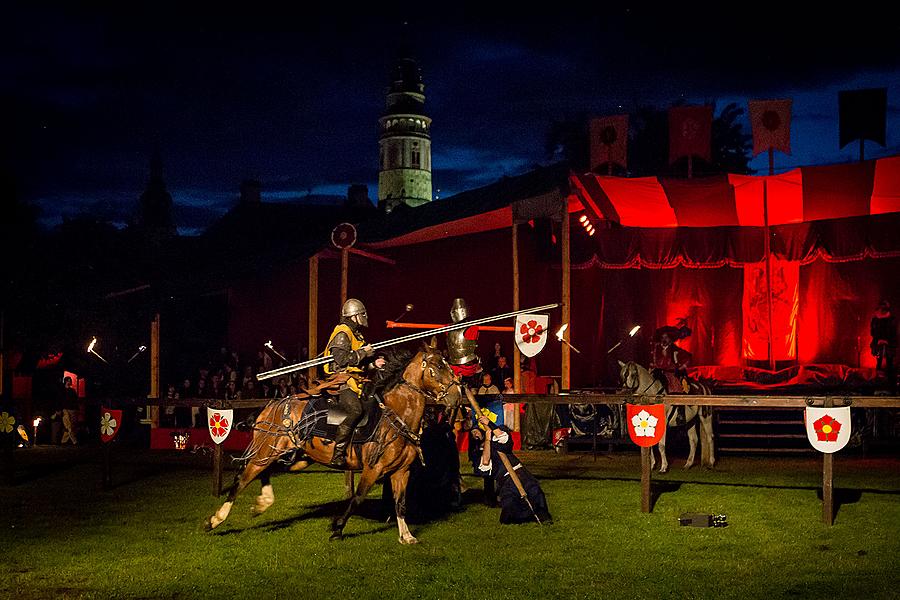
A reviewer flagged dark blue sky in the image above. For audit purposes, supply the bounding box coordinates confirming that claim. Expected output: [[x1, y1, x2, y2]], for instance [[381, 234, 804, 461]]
[[4, 5, 899, 234]]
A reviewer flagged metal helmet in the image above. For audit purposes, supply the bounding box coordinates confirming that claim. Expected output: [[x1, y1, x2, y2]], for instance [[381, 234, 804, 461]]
[[341, 298, 368, 327], [450, 298, 468, 323]]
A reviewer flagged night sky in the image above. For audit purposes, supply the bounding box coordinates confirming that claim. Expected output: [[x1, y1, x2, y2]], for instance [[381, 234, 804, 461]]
[[5, 6, 900, 234]]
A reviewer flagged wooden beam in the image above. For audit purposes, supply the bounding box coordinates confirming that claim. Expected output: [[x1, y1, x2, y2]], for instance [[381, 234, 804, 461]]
[[561, 207, 571, 389], [148, 313, 160, 428], [822, 397, 834, 525], [513, 222, 521, 394], [348, 246, 396, 266], [308, 255, 319, 383]]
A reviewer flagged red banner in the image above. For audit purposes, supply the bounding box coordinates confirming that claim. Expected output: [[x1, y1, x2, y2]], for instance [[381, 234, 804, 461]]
[[626, 404, 666, 447], [100, 408, 122, 443], [669, 105, 712, 164], [742, 260, 799, 361], [590, 114, 628, 170], [749, 99, 792, 156]]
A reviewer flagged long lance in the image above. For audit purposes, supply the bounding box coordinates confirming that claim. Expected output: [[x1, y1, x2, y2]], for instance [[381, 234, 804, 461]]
[[257, 302, 560, 381]]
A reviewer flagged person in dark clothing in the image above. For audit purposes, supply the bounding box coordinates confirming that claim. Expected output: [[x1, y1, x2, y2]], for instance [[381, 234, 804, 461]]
[[871, 300, 897, 391], [477, 415, 552, 524], [468, 418, 496, 506]]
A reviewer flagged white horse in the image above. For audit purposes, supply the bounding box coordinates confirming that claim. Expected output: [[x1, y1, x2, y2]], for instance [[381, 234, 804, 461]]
[[618, 360, 715, 473]]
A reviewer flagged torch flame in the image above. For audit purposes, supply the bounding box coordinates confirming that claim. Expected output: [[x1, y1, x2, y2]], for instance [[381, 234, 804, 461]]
[[87, 337, 97, 353], [556, 323, 568, 341], [33, 417, 42, 427], [629, 325, 641, 337]]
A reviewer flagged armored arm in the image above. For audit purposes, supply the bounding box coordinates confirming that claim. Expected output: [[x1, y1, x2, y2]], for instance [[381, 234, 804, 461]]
[[328, 332, 372, 369]]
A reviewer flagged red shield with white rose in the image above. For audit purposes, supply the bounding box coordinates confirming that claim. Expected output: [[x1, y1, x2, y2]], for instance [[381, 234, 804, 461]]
[[805, 407, 851, 454], [100, 408, 122, 443], [207, 408, 234, 445], [626, 404, 666, 447], [515, 314, 549, 358]]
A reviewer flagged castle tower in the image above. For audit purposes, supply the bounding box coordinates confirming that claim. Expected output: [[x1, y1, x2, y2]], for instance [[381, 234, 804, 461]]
[[138, 150, 177, 238], [378, 55, 432, 212]]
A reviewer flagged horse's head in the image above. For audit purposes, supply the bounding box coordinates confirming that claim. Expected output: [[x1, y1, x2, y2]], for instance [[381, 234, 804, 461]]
[[618, 360, 642, 391], [413, 337, 462, 407]]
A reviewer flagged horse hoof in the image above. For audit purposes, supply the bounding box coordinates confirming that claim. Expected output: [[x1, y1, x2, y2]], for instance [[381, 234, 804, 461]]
[[205, 518, 216, 532], [329, 531, 344, 541], [683, 463, 695, 470], [399, 536, 418, 545], [658, 467, 668, 474]]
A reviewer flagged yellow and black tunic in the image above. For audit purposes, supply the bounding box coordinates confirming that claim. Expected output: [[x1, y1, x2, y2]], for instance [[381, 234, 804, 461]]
[[323, 320, 367, 395]]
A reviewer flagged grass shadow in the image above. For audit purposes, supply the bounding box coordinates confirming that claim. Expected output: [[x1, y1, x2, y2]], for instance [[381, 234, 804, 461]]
[[816, 487, 864, 519], [649, 480, 683, 511]]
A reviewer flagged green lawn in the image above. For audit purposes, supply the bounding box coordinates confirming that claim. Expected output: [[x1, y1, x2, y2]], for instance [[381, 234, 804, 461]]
[[1, 448, 899, 599]]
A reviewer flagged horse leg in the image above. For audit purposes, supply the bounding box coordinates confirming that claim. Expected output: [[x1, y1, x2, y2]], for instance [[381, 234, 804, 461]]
[[700, 408, 716, 468], [331, 465, 381, 540], [684, 412, 699, 469], [389, 467, 417, 545], [658, 407, 672, 473], [251, 471, 275, 516], [207, 460, 267, 530]]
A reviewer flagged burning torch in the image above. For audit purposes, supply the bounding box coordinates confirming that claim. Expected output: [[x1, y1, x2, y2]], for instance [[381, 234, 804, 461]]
[[264, 341, 287, 362], [607, 325, 641, 354], [87, 337, 108, 363], [555, 324, 582, 354]]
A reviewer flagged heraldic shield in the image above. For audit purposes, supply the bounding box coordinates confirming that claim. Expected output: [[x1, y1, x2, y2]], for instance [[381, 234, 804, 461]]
[[100, 408, 123, 443], [207, 408, 234, 445], [805, 406, 851, 454], [627, 404, 666, 447], [515, 313, 549, 358]]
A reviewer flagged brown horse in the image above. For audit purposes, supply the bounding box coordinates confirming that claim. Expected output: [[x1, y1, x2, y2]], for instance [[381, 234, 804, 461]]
[[206, 340, 461, 544]]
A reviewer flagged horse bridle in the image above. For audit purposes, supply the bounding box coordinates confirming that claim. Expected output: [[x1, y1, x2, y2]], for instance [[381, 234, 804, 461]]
[[627, 363, 661, 396], [400, 352, 455, 404]]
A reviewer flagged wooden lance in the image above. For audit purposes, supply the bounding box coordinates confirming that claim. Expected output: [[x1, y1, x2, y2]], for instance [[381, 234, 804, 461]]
[[257, 303, 560, 381], [464, 387, 542, 525]]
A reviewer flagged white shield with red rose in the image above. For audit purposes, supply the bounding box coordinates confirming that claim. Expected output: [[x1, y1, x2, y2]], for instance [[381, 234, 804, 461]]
[[100, 408, 123, 443], [207, 408, 234, 445], [804, 407, 851, 453], [515, 314, 549, 358]]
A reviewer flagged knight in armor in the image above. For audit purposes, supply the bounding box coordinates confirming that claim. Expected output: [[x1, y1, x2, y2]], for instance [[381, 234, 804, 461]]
[[446, 298, 482, 387], [324, 298, 385, 468], [650, 325, 693, 394]]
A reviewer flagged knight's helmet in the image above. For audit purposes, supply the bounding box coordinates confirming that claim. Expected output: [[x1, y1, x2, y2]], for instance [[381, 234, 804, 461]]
[[447, 298, 477, 365], [450, 298, 468, 323], [341, 298, 368, 328]]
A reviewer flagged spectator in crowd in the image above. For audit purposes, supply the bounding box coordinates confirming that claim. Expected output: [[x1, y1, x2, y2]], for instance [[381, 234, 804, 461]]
[[60, 376, 80, 445], [477, 373, 500, 396], [502, 376, 519, 428], [492, 356, 513, 390]]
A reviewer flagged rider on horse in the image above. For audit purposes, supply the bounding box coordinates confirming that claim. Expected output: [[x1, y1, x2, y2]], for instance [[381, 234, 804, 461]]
[[324, 298, 385, 468], [650, 319, 693, 394]]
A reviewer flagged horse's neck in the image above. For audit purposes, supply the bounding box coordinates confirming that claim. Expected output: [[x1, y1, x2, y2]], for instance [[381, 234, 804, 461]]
[[383, 363, 425, 430], [634, 365, 664, 395]]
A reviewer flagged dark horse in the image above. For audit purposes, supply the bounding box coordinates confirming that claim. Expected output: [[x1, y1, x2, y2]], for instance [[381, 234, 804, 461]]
[[206, 339, 461, 544]]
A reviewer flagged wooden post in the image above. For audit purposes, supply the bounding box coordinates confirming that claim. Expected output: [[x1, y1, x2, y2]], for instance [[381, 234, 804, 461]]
[[763, 180, 776, 372], [212, 443, 223, 497], [561, 203, 571, 390], [102, 443, 112, 489], [308, 255, 319, 383], [512, 223, 521, 393], [687, 155, 693, 179], [339, 249, 354, 498], [340, 249, 349, 304], [640, 446, 652, 512], [822, 397, 834, 525], [148, 313, 160, 428]]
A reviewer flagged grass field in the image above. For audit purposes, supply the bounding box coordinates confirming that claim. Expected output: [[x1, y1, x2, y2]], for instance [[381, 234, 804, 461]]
[[1, 447, 899, 599]]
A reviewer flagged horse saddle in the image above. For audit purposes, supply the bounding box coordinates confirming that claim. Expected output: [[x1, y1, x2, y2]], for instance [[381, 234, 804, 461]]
[[297, 393, 383, 446]]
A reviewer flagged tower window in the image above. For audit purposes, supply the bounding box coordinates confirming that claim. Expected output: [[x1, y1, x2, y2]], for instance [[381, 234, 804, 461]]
[[411, 142, 421, 169]]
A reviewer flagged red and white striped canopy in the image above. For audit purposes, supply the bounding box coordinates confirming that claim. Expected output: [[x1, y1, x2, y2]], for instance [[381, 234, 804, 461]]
[[571, 155, 900, 228]]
